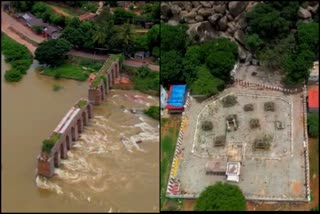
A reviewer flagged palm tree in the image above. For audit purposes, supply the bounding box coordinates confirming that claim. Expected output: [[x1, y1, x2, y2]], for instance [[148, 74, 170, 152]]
[[117, 23, 137, 56], [92, 27, 107, 47]]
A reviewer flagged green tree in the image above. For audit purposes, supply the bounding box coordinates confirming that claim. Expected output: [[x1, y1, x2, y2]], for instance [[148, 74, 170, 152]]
[[32, 26, 43, 34], [194, 182, 246, 211], [245, 34, 264, 56], [160, 24, 187, 54], [246, 3, 290, 41], [307, 113, 319, 138], [152, 46, 159, 58], [12, 1, 35, 12], [190, 66, 224, 96], [144, 106, 160, 120], [116, 23, 137, 55], [206, 51, 235, 82], [182, 45, 203, 84], [146, 24, 160, 54], [161, 50, 183, 87], [296, 22, 319, 57], [35, 38, 72, 66], [113, 7, 136, 24]]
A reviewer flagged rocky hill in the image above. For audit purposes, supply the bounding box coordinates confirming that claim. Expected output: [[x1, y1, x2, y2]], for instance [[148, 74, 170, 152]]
[[161, 1, 319, 61]]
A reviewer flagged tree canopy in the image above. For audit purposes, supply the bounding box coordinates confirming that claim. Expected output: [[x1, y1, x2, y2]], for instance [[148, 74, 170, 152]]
[[35, 38, 72, 66], [307, 113, 319, 138], [194, 182, 246, 211]]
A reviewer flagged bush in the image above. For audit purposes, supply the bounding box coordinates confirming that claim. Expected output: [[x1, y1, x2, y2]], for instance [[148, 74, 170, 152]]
[[52, 84, 63, 91], [42, 139, 55, 153], [201, 121, 213, 131], [249, 119, 260, 129], [4, 69, 23, 82], [144, 106, 159, 120], [244, 104, 254, 111], [32, 25, 43, 34], [307, 113, 319, 138], [194, 182, 246, 211], [221, 95, 238, 108]]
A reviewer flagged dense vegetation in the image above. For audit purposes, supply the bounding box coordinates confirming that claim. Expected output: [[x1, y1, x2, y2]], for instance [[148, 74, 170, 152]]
[[144, 106, 160, 120], [245, 1, 319, 86], [194, 182, 246, 211], [35, 38, 72, 66], [11, 2, 160, 58], [160, 24, 238, 96], [2, 33, 33, 82], [307, 113, 319, 138], [131, 66, 159, 95]]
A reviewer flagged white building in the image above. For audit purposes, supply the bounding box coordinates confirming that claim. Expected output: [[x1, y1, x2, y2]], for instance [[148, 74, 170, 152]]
[[161, 85, 168, 110]]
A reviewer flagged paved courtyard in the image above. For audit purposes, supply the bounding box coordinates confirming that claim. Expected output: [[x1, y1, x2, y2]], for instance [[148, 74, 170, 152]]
[[174, 85, 307, 201]]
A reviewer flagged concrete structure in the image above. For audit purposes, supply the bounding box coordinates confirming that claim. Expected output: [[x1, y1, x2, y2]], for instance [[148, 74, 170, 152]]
[[37, 99, 93, 177], [226, 162, 241, 183], [160, 85, 168, 110], [308, 61, 319, 84], [88, 55, 121, 105]]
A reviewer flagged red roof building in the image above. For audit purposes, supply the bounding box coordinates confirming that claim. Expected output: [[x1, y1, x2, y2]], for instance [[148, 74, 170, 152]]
[[308, 86, 319, 112]]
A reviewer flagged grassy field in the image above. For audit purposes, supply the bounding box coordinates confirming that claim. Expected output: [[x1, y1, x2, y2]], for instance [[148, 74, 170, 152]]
[[41, 56, 104, 81], [2, 33, 33, 82], [160, 117, 181, 211]]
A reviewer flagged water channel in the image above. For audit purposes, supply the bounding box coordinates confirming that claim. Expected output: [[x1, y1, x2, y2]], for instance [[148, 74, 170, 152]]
[[1, 55, 159, 212]]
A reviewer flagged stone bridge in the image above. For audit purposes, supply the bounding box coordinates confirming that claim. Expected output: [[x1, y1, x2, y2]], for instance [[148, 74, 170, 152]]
[[37, 99, 93, 177], [37, 55, 122, 178], [88, 54, 121, 105]]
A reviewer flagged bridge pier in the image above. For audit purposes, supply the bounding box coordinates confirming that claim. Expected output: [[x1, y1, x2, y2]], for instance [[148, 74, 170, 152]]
[[60, 142, 68, 159]]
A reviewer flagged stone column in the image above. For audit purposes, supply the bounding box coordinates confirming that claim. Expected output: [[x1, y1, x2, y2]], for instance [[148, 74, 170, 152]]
[[37, 154, 55, 177], [108, 72, 113, 88], [82, 111, 88, 126], [78, 117, 84, 133], [60, 142, 68, 159], [100, 83, 105, 101], [87, 104, 93, 119], [105, 74, 109, 94]]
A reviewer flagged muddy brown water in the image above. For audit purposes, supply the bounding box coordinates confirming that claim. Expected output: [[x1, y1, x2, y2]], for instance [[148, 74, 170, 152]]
[[1, 55, 159, 212]]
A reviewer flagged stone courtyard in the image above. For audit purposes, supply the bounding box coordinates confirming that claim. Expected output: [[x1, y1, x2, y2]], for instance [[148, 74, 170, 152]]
[[170, 84, 308, 201]]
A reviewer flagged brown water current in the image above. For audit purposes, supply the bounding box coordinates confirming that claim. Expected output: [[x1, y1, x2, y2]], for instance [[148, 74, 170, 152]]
[[1, 55, 159, 212]]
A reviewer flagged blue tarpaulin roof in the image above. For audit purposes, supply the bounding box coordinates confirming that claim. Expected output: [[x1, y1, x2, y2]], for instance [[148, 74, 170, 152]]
[[166, 85, 187, 109]]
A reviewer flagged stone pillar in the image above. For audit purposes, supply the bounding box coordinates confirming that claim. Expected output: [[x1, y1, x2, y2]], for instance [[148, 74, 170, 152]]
[[82, 111, 88, 126], [108, 72, 113, 87], [66, 135, 71, 150], [77, 118, 83, 133], [100, 83, 105, 101], [60, 142, 68, 159], [54, 151, 60, 167], [104, 74, 109, 94], [37, 154, 55, 177], [89, 88, 100, 105], [73, 125, 79, 141], [87, 103, 93, 119]]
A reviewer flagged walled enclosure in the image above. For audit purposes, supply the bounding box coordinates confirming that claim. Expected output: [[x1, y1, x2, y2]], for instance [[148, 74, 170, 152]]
[[88, 54, 121, 105], [37, 55, 122, 178]]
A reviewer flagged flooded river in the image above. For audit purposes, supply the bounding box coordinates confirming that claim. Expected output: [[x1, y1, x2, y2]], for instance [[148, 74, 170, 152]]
[[1, 55, 159, 212]]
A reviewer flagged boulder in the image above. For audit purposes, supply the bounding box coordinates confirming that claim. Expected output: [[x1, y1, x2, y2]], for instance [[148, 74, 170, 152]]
[[160, 3, 171, 17], [226, 12, 234, 21], [228, 1, 248, 17], [200, 1, 212, 8], [235, 14, 247, 29], [213, 4, 227, 14], [171, 4, 181, 15], [168, 15, 181, 26], [208, 14, 223, 25], [234, 29, 245, 46], [187, 21, 219, 42], [227, 22, 237, 35], [183, 10, 197, 19], [185, 17, 197, 24], [309, 4, 319, 14], [238, 45, 247, 62], [218, 16, 228, 31], [298, 7, 312, 19], [198, 8, 215, 17], [192, 1, 201, 7], [180, 10, 188, 18], [195, 15, 204, 22]]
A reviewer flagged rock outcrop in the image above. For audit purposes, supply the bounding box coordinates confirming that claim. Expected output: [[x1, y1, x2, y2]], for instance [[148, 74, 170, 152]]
[[161, 1, 254, 60]]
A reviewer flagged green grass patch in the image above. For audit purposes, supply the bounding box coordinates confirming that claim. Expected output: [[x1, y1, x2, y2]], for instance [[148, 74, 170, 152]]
[[144, 106, 159, 120], [160, 122, 180, 210], [52, 84, 63, 91], [42, 63, 89, 81], [131, 66, 159, 95], [308, 113, 319, 138], [1, 33, 33, 82], [68, 56, 104, 71], [42, 132, 62, 153], [309, 137, 319, 177], [75, 99, 87, 109]]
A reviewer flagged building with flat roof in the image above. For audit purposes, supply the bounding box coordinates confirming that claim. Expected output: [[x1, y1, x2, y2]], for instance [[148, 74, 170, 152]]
[[307, 85, 319, 113], [165, 85, 187, 113]]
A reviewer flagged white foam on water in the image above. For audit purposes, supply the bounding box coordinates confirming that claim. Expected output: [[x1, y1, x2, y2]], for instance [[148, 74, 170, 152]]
[[35, 176, 63, 195], [147, 95, 153, 99], [123, 109, 129, 113]]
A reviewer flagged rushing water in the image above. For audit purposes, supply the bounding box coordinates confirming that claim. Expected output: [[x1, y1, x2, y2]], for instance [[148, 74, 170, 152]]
[[1, 55, 159, 212]]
